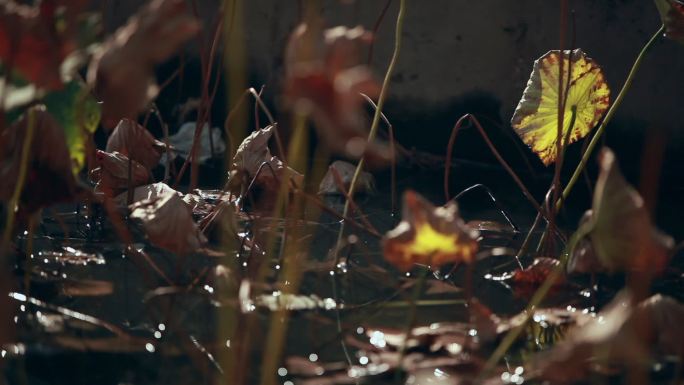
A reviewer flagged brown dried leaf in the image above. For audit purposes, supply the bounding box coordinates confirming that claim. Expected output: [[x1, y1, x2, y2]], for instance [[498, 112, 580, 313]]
[[229, 126, 303, 192], [0, 105, 80, 213], [654, 0, 684, 44], [90, 150, 150, 197], [573, 148, 674, 274], [87, 0, 200, 127], [284, 23, 391, 165], [106, 118, 165, 169], [537, 291, 684, 382], [112, 182, 180, 207], [129, 192, 207, 254], [511, 257, 566, 297], [318, 160, 375, 195], [383, 190, 479, 271]]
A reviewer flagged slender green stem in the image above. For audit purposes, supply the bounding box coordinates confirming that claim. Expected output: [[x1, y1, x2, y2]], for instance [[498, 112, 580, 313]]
[[555, 25, 663, 213], [395, 266, 428, 382], [335, 0, 407, 258], [2, 108, 36, 249]]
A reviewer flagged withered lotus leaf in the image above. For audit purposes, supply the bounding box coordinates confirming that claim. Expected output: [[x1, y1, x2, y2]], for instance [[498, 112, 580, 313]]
[[654, 0, 684, 44], [232, 126, 277, 176], [318, 160, 375, 195], [284, 22, 391, 165], [511, 257, 566, 297], [230, 126, 303, 191], [129, 192, 207, 255], [511, 49, 610, 166], [90, 150, 151, 197], [106, 119, 166, 170], [383, 190, 479, 271], [537, 291, 684, 382], [87, 0, 200, 128], [0, 105, 80, 213], [113, 182, 180, 207], [575, 148, 674, 274]]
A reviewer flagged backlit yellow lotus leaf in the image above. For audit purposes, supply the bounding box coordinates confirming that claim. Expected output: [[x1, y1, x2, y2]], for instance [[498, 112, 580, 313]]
[[654, 0, 684, 44], [511, 49, 610, 166], [383, 190, 479, 271]]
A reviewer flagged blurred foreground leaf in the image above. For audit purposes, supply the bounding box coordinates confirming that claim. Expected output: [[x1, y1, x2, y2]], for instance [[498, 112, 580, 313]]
[[43, 79, 100, 174], [383, 191, 479, 271], [654, 0, 684, 44]]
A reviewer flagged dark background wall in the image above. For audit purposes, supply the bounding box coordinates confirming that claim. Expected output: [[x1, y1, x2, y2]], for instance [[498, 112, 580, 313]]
[[102, 1, 684, 231]]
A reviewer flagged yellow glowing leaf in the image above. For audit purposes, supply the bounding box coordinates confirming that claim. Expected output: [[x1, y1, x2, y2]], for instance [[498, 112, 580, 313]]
[[383, 191, 479, 271], [511, 49, 610, 166]]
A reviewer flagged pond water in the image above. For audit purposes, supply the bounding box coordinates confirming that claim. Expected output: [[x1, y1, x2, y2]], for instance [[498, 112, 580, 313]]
[[2, 162, 680, 385]]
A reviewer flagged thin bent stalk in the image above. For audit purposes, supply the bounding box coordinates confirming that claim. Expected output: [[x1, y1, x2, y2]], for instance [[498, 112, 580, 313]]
[[360, 93, 397, 215], [335, 0, 407, 261], [555, 25, 664, 213]]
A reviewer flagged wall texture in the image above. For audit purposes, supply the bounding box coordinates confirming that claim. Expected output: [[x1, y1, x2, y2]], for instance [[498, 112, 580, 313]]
[[104, 1, 684, 153]]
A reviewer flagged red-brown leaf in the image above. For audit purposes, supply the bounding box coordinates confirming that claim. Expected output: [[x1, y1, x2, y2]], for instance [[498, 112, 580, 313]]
[[87, 0, 200, 127]]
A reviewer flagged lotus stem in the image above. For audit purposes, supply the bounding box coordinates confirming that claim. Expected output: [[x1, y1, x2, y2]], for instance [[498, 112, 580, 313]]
[[556, 25, 664, 212], [2, 108, 36, 250], [335, 0, 407, 261], [395, 265, 429, 382]]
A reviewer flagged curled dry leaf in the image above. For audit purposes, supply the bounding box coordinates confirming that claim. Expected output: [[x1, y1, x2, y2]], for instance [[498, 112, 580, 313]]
[[654, 0, 684, 44], [0, 105, 80, 213], [0, 1, 81, 89], [485, 258, 567, 298], [90, 150, 150, 197], [129, 192, 207, 254], [318, 160, 375, 195], [511, 257, 566, 298], [87, 0, 200, 127], [113, 182, 180, 207], [511, 49, 610, 165], [537, 291, 684, 383], [383, 190, 479, 271], [569, 148, 674, 274], [106, 119, 166, 170], [284, 22, 391, 165], [199, 201, 240, 242], [229, 125, 303, 192]]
